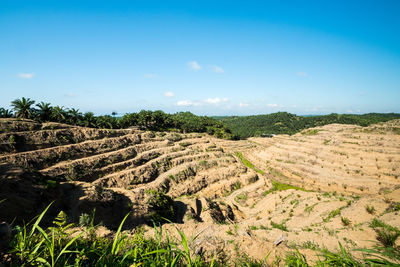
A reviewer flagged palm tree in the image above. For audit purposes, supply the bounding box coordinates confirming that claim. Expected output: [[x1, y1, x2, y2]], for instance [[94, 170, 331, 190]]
[[36, 102, 52, 122], [0, 108, 13, 118], [10, 97, 35, 118], [68, 108, 82, 125], [83, 112, 96, 128], [51, 106, 67, 123]]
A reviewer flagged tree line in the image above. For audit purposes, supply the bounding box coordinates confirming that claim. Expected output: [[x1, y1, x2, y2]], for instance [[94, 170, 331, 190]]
[[216, 111, 400, 139], [2, 98, 399, 139], [0, 97, 237, 139]]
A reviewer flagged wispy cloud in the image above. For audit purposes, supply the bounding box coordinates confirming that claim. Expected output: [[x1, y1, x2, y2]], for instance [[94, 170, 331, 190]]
[[176, 100, 197, 107], [188, 61, 202, 70], [144, 73, 158, 79], [204, 97, 228, 104], [211, 65, 224, 73], [18, 73, 35, 79], [296, 71, 308, 77], [176, 97, 229, 107], [267, 103, 279, 107], [164, 91, 174, 97], [239, 102, 249, 108]]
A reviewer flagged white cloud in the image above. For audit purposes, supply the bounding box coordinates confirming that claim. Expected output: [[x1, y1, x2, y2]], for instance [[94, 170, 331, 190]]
[[267, 103, 279, 107], [18, 73, 35, 79], [296, 71, 308, 77], [211, 66, 224, 73], [188, 61, 202, 70], [176, 97, 229, 107], [164, 91, 174, 97], [204, 97, 228, 104], [176, 100, 195, 107], [239, 102, 249, 108], [144, 73, 158, 79]]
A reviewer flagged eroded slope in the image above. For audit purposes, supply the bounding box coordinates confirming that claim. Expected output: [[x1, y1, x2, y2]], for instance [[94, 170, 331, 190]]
[[1, 118, 399, 263]]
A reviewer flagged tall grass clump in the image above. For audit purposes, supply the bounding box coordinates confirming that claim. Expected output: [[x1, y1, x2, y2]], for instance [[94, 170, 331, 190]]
[[4, 204, 213, 266], [370, 218, 400, 247]]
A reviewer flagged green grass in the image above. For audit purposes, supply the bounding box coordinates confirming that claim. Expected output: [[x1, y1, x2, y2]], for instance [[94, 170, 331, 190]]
[[370, 218, 400, 247], [270, 220, 288, 232], [301, 129, 321, 135], [235, 152, 265, 175], [235, 152, 309, 196], [304, 203, 318, 213], [3, 204, 400, 266], [263, 180, 307, 196], [234, 192, 248, 202], [323, 205, 348, 223], [365, 205, 375, 214], [341, 217, 351, 226]]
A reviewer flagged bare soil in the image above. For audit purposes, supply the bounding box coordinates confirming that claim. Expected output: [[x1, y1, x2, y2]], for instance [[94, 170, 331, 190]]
[[0, 118, 399, 264]]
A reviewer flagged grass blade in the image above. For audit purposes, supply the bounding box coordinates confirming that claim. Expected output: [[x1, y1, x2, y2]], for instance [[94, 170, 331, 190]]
[[111, 213, 130, 255], [29, 202, 53, 238]]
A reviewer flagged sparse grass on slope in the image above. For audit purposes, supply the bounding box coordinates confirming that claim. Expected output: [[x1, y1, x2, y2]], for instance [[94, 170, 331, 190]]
[[234, 152, 308, 195], [235, 152, 265, 175]]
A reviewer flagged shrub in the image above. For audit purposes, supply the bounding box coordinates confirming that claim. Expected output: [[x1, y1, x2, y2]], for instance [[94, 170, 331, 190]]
[[146, 190, 176, 223]]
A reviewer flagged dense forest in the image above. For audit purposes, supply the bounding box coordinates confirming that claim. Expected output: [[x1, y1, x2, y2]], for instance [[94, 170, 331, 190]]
[[0, 97, 236, 139], [216, 112, 400, 139], [2, 98, 400, 140]]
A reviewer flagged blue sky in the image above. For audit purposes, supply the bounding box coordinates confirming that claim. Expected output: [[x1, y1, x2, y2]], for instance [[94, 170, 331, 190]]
[[1, 0, 399, 115]]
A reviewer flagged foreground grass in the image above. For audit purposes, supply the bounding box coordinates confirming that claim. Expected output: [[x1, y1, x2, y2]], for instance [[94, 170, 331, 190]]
[[2, 204, 399, 266], [1, 204, 267, 266]]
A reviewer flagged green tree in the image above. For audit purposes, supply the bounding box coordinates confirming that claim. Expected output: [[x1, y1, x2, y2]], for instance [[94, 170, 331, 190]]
[[10, 97, 35, 118], [0, 108, 13, 118], [119, 113, 139, 128], [83, 112, 96, 128], [51, 106, 67, 123], [96, 115, 117, 129], [36, 102, 52, 122], [68, 108, 82, 125]]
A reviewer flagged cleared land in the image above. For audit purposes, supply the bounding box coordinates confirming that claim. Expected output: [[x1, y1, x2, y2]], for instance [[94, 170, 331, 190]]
[[0, 118, 399, 264]]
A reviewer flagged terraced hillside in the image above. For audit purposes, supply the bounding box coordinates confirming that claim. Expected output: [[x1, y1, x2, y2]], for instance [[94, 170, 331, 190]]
[[1, 118, 399, 264]]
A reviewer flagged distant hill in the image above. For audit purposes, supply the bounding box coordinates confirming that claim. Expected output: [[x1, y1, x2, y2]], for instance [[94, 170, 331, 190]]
[[215, 112, 400, 139]]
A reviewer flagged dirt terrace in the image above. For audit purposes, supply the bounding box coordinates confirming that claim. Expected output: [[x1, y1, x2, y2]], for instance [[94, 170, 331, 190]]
[[0, 118, 399, 263]]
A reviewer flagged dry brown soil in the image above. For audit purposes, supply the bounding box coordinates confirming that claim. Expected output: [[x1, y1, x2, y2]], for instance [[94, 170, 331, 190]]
[[0, 118, 399, 264]]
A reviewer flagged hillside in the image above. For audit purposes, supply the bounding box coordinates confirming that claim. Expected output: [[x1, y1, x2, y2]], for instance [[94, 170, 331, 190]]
[[217, 112, 400, 139], [0, 118, 400, 265]]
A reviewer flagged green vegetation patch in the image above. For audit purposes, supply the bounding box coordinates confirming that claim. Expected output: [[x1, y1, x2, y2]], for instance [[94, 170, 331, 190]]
[[301, 129, 321, 135], [370, 218, 400, 247], [235, 151, 265, 174], [323, 206, 347, 223], [3, 202, 400, 266], [145, 190, 176, 223], [271, 220, 288, 232], [263, 180, 307, 196]]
